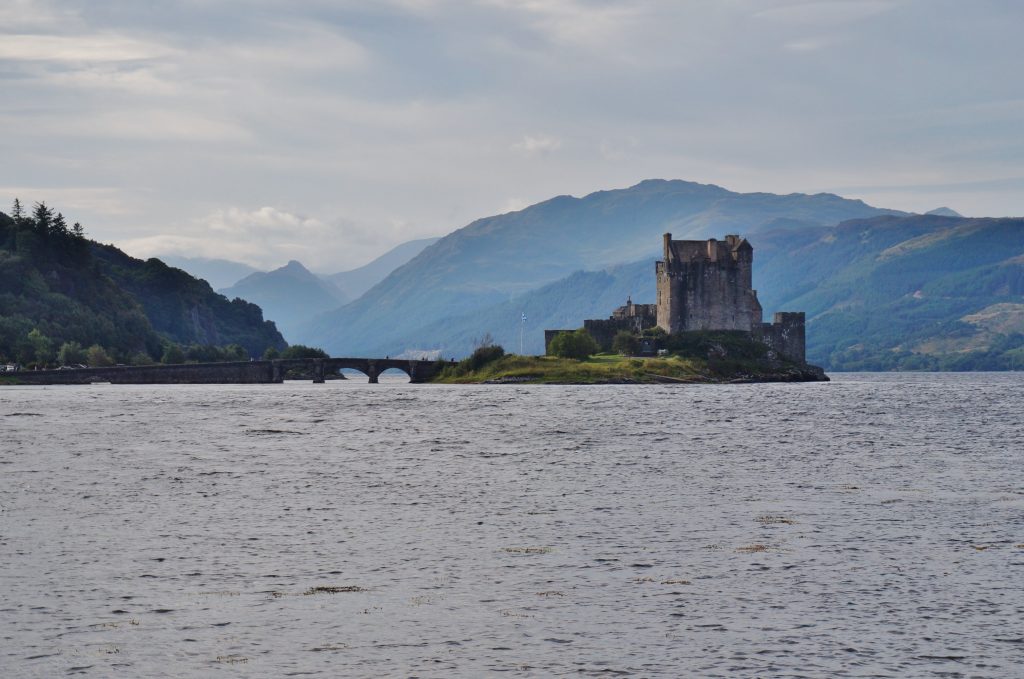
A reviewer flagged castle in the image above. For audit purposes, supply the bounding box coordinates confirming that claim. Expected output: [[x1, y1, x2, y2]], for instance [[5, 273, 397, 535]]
[[545, 234, 807, 363]]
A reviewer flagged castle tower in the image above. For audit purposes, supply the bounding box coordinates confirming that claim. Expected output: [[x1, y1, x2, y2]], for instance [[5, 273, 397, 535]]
[[656, 233, 763, 333]]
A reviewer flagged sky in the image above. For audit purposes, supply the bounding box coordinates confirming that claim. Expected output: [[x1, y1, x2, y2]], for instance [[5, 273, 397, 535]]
[[2, 0, 1023, 272]]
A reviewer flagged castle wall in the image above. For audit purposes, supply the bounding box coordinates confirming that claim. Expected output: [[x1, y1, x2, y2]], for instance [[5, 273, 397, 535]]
[[755, 312, 806, 363], [583, 319, 633, 352]]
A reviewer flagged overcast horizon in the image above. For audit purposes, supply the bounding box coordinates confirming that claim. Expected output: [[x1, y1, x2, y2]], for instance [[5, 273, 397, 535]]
[[3, 0, 1023, 271]]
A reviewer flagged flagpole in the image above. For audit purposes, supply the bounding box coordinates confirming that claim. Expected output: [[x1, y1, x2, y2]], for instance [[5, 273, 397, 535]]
[[520, 312, 525, 355]]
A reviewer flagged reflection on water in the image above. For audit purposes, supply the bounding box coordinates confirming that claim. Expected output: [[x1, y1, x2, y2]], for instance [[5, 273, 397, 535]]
[[2, 374, 1023, 676]]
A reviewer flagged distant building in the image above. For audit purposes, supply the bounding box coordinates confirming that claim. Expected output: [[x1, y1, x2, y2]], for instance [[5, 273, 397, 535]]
[[545, 233, 807, 363]]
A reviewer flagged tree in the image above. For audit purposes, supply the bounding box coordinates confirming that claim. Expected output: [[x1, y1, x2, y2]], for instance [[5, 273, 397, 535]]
[[262, 346, 280, 360], [280, 344, 329, 359], [31, 202, 53, 237], [57, 340, 86, 365], [86, 344, 115, 367], [161, 344, 185, 364], [27, 328, 53, 365], [11, 198, 24, 222], [466, 344, 505, 371], [612, 330, 638, 356], [224, 343, 248, 361], [52, 212, 69, 237], [129, 351, 155, 366], [549, 329, 599, 360]]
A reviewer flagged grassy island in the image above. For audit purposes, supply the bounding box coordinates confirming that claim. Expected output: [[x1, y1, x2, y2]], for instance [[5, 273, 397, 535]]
[[430, 329, 828, 384], [429, 353, 828, 385]]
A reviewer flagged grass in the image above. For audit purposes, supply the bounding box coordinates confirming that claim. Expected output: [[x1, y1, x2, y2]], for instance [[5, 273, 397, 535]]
[[431, 353, 709, 384], [430, 349, 826, 384]]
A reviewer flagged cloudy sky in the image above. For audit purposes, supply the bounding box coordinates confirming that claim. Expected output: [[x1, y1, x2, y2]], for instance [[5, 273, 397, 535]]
[[2, 0, 1023, 271]]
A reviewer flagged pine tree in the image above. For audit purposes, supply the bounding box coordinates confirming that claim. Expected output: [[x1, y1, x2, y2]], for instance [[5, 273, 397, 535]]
[[53, 212, 69, 237], [32, 202, 53, 237], [11, 198, 24, 222]]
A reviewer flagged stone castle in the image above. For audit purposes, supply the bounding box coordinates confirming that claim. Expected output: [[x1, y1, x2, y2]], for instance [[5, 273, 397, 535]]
[[546, 233, 807, 362]]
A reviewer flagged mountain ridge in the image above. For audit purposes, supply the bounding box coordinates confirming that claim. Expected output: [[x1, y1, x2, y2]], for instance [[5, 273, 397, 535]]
[[298, 179, 904, 353]]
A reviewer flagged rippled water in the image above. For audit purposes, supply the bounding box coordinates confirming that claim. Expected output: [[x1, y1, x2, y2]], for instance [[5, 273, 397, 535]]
[[2, 374, 1023, 677]]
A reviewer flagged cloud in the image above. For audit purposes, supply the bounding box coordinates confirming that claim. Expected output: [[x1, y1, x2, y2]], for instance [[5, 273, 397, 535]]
[[117, 206, 329, 268], [511, 134, 562, 157], [39, 110, 253, 143], [481, 0, 643, 48], [114, 206, 425, 272], [783, 36, 835, 52], [0, 33, 176, 62], [4, 0, 1024, 269], [752, 1, 898, 26], [0, 0, 78, 31], [0, 186, 139, 217]]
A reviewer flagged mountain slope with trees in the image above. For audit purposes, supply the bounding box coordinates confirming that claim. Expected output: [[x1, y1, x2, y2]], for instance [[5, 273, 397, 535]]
[[0, 201, 286, 366]]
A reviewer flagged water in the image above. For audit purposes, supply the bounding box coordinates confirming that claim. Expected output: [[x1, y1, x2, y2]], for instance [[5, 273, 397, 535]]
[[2, 374, 1023, 677]]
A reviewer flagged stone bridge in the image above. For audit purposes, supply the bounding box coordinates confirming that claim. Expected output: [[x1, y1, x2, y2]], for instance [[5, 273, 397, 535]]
[[6, 357, 443, 386]]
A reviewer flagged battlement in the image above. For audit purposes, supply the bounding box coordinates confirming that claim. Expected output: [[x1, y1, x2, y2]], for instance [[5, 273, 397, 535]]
[[661, 233, 753, 266]]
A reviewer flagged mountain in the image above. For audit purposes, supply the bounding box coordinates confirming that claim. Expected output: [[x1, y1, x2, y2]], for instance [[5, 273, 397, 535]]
[[301, 179, 903, 355], [441, 213, 1024, 370], [925, 207, 963, 217], [753, 214, 1024, 370], [159, 255, 261, 291], [0, 205, 286, 365], [219, 260, 348, 342], [326, 237, 440, 301], [383, 263, 654, 357]]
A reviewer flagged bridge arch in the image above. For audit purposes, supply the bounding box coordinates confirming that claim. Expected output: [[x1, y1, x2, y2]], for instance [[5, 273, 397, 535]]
[[323, 358, 432, 383]]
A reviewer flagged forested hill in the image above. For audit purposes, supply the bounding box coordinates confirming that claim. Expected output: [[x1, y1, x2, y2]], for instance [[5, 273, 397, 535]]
[[0, 202, 286, 367]]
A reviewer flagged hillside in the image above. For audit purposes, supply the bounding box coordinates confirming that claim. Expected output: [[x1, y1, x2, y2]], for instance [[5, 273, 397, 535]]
[[300, 179, 901, 353], [326, 236, 440, 300], [410, 214, 1024, 370], [755, 215, 1024, 370], [0, 204, 286, 365], [219, 260, 347, 342]]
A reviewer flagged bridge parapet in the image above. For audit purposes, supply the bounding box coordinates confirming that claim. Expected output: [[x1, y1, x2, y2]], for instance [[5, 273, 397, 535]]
[[6, 357, 442, 385]]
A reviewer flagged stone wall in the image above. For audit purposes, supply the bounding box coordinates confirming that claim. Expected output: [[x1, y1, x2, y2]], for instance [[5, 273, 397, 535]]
[[583, 318, 635, 352], [9, 357, 442, 385], [754, 312, 806, 363], [13, 361, 278, 385]]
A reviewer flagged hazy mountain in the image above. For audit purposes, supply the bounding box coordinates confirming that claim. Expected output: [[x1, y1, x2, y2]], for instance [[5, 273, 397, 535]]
[[159, 255, 261, 291], [925, 207, 963, 217], [301, 179, 903, 355], [220, 260, 348, 342], [326, 237, 440, 300], [378, 263, 654, 358]]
